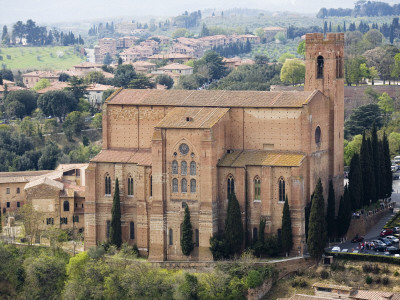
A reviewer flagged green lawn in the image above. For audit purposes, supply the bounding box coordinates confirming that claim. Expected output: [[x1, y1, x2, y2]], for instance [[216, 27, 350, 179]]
[[0, 46, 86, 71]]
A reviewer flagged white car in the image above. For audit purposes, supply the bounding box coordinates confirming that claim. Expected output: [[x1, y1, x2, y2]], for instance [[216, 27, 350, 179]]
[[341, 249, 349, 253], [386, 236, 399, 243], [331, 246, 341, 252]]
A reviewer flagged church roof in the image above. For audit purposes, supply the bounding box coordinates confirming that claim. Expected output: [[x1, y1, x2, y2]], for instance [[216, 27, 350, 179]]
[[218, 150, 305, 168], [156, 107, 229, 129], [107, 89, 319, 108], [91, 149, 152, 166]]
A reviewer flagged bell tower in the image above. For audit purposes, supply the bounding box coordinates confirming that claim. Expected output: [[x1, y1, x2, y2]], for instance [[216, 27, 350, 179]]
[[304, 32, 344, 200]]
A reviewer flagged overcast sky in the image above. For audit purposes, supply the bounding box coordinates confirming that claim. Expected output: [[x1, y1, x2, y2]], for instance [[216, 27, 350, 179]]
[[0, 0, 398, 25]]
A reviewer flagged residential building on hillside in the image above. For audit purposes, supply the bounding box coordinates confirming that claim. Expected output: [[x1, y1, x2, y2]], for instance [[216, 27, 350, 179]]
[[157, 63, 193, 75], [85, 33, 345, 261], [22, 71, 59, 88], [263, 26, 287, 41]]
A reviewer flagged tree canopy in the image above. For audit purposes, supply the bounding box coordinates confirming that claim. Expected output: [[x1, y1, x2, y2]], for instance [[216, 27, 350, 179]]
[[280, 59, 305, 86], [38, 90, 78, 122]]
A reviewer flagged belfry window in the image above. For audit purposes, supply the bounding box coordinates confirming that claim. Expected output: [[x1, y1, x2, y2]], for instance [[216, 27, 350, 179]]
[[172, 178, 178, 193], [172, 160, 178, 174], [254, 177, 261, 201], [279, 178, 285, 202], [190, 179, 196, 193], [128, 176, 134, 196], [105, 174, 111, 195], [317, 56, 324, 79], [63, 200, 70, 212], [181, 178, 187, 193], [130, 222, 135, 240], [181, 161, 187, 175], [169, 228, 173, 245], [190, 161, 196, 175], [227, 175, 235, 197]]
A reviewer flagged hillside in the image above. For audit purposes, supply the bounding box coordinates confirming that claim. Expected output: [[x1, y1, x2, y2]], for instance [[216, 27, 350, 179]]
[[0, 46, 85, 71]]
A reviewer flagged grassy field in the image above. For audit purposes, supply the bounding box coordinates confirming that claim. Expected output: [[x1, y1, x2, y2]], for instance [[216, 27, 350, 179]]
[[0, 46, 86, 71]]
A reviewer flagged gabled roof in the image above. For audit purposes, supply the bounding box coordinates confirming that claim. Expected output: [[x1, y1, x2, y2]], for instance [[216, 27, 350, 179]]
[[0, 170, 53, 184], [156, 107, 229, 129], [107, 89, 320, 108], [158, 63, 193, 71], [218, 150, 305, 168], [91, 149, 152, 165], [24, 177, 64, 190]]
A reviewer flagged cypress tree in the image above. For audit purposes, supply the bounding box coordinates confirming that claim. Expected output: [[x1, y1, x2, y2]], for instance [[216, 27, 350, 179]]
[[383, 132, 393, 198], [360, 132, 373, 206], [0, 208, 2, 233], [307, 179, 327, 262], [281, 195, 293, 256], [224, 192, 244, 257], [326, 180, 336, 239], [367, 137, 377, 203], [110, 178, 122, 248], [378, 140, 386, 199], [337, 184, 352, 237], [349, 153, 363, 210], [181, 206, 194, 256], [371, 123, 380, 200]]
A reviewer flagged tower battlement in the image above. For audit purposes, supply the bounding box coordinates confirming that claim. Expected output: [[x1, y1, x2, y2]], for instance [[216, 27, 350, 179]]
[[305, 33, 344, 44]]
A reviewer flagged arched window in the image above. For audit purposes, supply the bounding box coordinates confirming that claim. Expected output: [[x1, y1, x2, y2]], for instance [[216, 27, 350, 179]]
[[315, 126, 321, 145], [130, 222, 135, 240], [105, 174, 111, 195], [181, 161, 187, 175], [106, 220, 111, 239], [190, 179, 196, 193], [195, 229, 199, 247], [63, 200, 70, 212], [317, 56, 324, 79], [128, 176, 134, 196], [254, 177, 261, 201], [169, 228, 173, 245], [253, 227, 258, 242], [150, 175, 153, 197], [181, 178, 187, 193], [172, 160, 178, 174], [190, 161, 196, 175], [16, 187, 20, 194], [227, 175, 235, 197], [172, 178, 178, 193], [279, 178, 285, 202]]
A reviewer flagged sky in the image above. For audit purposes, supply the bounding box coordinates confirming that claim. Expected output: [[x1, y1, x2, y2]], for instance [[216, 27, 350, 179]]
[[0, 0, 398, 24]]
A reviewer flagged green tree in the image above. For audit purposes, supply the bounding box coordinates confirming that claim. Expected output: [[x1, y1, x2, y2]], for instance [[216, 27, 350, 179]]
[[20, 202, 43, 244], [33, 78, 50, 91], [278, 52, 295, 64], [281, 196, 293, 256], [344, 134, 362, 165], [38, 90, 77, 122], [23, 255, 66, 299], [4, 90, 38, 118], [254, 55, 269, 65], [275, 32, 286, 43], [84, 71, 106, 84], [65, 76, 88, 101], [360, 132, 376, 206], [155, 74, 174, 89], [389, 132, 400, 156], [102, 88, 115, 104], [92, 112, 102, 129], [38, 141, 60, 170], [58, 72, 70, 82], [103, 52, 113, 65], [200, 23, 210, 37], [178, 273, 199, 300], [336, 185, 352, 236], [194, 51, 228, 81], [297, 40, 306, 59], [113, 64, 137, 88], [44, 118, 58, 134], [382, 132, 392, 198], [19, 116, 35, 137], [326, 180, 336, 239], [371, 123, 381, 200], [172, 28, 189, 39], [62, 111, 86, 139], [280, 58, 305, 86], [378, 92, 394, 124], [225, 192, 244, 257], [128, 74, 156, 89], [392, 53, 400, 83], [362, 29, 383, 50], [344, 104, 382, 137], [307, 178, 327, 262], [181, 206, 194, 256], [349, 153, 363, 210], [110, 178, 122, 247]]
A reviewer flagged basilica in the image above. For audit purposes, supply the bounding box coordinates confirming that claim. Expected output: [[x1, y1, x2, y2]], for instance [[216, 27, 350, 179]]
[[84, 33, 345, 260]]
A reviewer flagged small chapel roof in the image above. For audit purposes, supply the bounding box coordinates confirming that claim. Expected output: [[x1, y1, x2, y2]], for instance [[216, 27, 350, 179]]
[[107, 89, 320, 108], [218, 150, 305, 168], [156, 107, 229, 129], [91, 149, 152, 166]]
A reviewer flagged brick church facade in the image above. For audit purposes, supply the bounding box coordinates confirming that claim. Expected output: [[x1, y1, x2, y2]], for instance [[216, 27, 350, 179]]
[[84, 33, 344, 260]]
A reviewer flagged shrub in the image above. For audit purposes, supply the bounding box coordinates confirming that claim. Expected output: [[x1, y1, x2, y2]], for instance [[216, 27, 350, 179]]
[[375, 276, 381, 284], [292, 278, 308, 288], [365, 276, 373, 284], [394, 270, 399, 276], [331, 261, 345, 271], [382, 265, 389, 274], [246, 270, 263, 289], [320, 270, 329, 279], [87, 245, 106, 260], [6, 55, 11, 59], [382, 277, 389, 285]]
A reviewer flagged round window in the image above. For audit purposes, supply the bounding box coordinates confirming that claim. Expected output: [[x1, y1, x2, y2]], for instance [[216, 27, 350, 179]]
[[179, 143, 189, 155], [315, 126, 321, 145]]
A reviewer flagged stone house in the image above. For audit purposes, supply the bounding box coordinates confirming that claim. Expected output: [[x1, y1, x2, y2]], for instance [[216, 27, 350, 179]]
[[157, 63, 194, 75], [22, 71, 59, 88]]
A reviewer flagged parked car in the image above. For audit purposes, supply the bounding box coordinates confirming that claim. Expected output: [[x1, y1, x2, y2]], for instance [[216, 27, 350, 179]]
[[393, 227, 400, 233], [386, 236, 399, 243], [378, 237, 393, 246], [373, 239, 386, 246], [380, 229, 394, 237], [351, 235, 364, 243], [331, 246, 341, 252], [352, 250, 359, 253], [341, 249, 349, 253], [373, 244, 386, 252], [386, 246, 400, 254]]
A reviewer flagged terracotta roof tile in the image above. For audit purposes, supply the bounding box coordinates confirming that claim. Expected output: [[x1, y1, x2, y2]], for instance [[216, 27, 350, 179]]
[[156, 107, 229, 129], [312, 282, 354, 291], [0, 170, 53, 183], [91, 149, 152, 165], [352, 290, 400, 300], [218, 150, 305, 167], [107, 89, 319, 108]]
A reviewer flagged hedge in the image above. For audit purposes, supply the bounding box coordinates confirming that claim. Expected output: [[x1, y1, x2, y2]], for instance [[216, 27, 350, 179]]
[[384, 211, 400, 229], [326, 251, 400, 264]]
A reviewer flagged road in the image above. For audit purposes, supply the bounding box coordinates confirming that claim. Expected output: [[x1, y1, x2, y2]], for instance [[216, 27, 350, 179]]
[[327, 175, 400, 255]]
